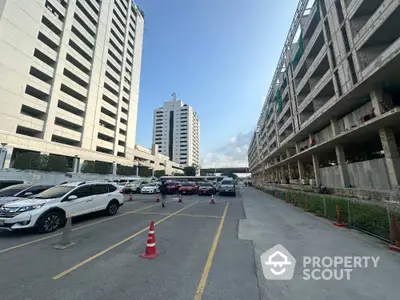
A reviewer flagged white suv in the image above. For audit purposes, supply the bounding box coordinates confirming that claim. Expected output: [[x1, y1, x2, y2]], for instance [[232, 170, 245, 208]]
[[0, 181, 123, 233]]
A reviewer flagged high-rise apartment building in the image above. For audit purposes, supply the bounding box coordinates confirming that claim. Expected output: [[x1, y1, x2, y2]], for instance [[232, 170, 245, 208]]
[[153, 97, 200, 167], [249, 0, 400, 193], [0, 0, 144, 168]]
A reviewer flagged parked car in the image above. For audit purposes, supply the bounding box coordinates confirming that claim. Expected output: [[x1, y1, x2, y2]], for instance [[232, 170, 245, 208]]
[[198, 182, 216, 196], [0, 184, 54, 207], [0, 180, 25, 190], [0, 181, 123, 233], [141, 183, 159, 194], [179, 182, 199, 195], [166, 181, 180, 194], [219, 178, 236, 196]]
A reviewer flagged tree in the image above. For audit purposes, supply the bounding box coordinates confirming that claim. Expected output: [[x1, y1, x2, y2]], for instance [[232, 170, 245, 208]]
[[117, 165, 136, 176], [45, 155, 69, 172], [81, 160, 95, 173], [138, 166, 152, 177], [183, 166, 196, 176], [154, 170, 165, 178]]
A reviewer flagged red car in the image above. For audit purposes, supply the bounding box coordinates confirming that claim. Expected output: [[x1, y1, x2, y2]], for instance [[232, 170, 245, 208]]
[[179, 183, 199, 195], [166, 181, 181, 194]]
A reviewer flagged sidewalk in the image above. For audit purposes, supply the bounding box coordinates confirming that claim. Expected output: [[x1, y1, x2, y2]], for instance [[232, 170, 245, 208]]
[[238, 186, 400, 300]]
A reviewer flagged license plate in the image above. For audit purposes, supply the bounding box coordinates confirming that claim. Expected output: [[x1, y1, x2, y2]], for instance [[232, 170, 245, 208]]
[[0, 220, 4, 226]]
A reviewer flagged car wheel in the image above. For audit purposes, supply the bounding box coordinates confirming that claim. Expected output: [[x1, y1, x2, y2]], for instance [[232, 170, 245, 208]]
[[136, 187, 141, 193], [37, 211, 64, 233], [232, 192, 236, 197], [106, 200, 119, 216]]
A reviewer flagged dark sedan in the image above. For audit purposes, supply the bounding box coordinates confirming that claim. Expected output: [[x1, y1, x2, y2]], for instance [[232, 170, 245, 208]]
[[198, 182, 216, 196]]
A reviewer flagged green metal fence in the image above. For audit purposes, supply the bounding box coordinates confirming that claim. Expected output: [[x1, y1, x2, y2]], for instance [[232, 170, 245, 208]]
[[256, 185, 400, 242]]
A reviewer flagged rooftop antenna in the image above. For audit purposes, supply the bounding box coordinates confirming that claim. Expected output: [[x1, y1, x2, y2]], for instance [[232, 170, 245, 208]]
[[171, 93, 177, 101]]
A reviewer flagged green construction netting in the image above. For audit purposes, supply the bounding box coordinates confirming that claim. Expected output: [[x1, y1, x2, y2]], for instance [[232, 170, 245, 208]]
[[291, 30, 304, 66], [316, 0, 321, 22], [275, 88, 283, 113], [265, 102, 271, 120], [281, 77, 288, 91]]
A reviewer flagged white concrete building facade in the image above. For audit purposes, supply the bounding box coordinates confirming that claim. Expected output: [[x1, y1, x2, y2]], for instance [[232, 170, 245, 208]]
[[152, 97, 200, 167], [0, 0, 144, 169], [248, 0, 400, 195]]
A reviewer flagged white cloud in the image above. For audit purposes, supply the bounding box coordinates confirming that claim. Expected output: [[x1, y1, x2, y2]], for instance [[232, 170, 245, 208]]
[[201, 131, 253, 168]]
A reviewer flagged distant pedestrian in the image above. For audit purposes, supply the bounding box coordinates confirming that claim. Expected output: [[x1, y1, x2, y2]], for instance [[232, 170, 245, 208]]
[[159, 181, 168, 207]]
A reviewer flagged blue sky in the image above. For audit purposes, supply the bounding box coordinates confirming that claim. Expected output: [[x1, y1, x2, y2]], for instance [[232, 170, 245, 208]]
[[134, 0, 299, 167]]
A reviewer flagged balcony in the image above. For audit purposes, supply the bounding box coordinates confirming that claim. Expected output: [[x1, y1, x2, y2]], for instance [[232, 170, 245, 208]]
[[73, 21, 95, 47], [22, 94, 48, 114], [78, 0, 99, 24], [67, 47, 92, 70], [75, 8, 97, 35], [103, 88, 119, 104], [64, 61, 89, 84], [96, 139, 115, 152], [278, 116, 292, 136], [43, 9, 63, 33], [353, 0, 398, 49], [277, 100, 291, 123], [102, 99, 118, 115], [293, 25, 324, 78], [26, 76, 52, 96], [49, 0, 66, 16], [70, 32, 94, 57], [62, 77, 88, 99], [31, 60, 54, 80], [56, 107, 84, 127], [18, 114, 45, 132], [100, 112, 117, 126], [98, 125, 116, 138], [39, 23, 61, 48], [106, 65, 121, 83], [53, 124, 82, 141], [59, 92, 86, 112], [298, 70, 331, 113], [104, 76, 120, 95]]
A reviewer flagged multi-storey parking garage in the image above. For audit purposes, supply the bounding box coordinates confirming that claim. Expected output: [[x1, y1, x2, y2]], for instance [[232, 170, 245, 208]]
[[248, 0, 400, 199], [0, 0, 144, 170]]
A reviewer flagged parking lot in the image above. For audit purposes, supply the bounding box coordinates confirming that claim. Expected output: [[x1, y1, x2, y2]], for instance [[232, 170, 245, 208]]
[[0, 188, 259, 300]]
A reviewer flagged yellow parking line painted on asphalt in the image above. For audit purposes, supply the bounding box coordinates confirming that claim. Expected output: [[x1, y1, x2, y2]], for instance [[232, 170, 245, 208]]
[[129, 212, 222, 219], [0, 202, 164, 254], [193, 203, 229, 300], [52, 201, 199, 280]]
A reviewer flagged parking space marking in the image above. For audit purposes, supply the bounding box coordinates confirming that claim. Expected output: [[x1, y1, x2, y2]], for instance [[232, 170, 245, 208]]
[[0, 202, 165, 254], [194, 203, 229, 300], [129, 212, 222, 219], [52, 201, 199, 280]]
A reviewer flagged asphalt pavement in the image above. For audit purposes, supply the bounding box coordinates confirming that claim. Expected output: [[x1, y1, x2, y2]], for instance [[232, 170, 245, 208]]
[[0, 189, 259, 300], [1, 186, 399, 300]]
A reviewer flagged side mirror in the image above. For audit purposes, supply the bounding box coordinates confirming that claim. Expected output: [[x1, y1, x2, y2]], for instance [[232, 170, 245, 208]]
[[24, 192, 33, 197], [68, 195, 78, 201]]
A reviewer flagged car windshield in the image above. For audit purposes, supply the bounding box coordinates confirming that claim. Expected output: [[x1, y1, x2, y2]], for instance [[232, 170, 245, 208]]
[[144, 184, 155, 187], [182, 183, 195, 187], [221, 180, 233, 185], [0, 184, 32, 197], [200, 183, 213, 187], [35, 186, 75, 199]]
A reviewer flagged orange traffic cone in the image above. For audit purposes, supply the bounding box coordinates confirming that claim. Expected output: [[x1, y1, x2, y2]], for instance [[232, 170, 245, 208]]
[[148, 221, 155, 240], [178, 193, 182, 203], [389, 215, 400, 252], [129, 193, 133, 201], [156, 193, 160, 203], [210, 195, 215, 204], [333, 204, 346, 227], [139, 235, 159, 259]]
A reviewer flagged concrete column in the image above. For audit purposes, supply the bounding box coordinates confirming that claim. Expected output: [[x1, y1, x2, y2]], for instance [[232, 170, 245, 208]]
[[295, 142, 301, 154], [112, 162, 117, 175], [281, 165, 285, 183], [136, 166, 139, 177], [370, 89, 385, 116], [0, 146, 13, 169], [152, 168, 155, 177], [279, 154, 284, 161], [312, 154, 321, 186], [330, 118, 340, 136], [72, 156, 79, 173], [286, 149, 291, 158], [275, 168, 279, 182], [335, 145, 350, 187], [298, 160, 305, 182], [79, 160, 85, 173], [288, 164, 293, 181], [379, 127, 400, 189]]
